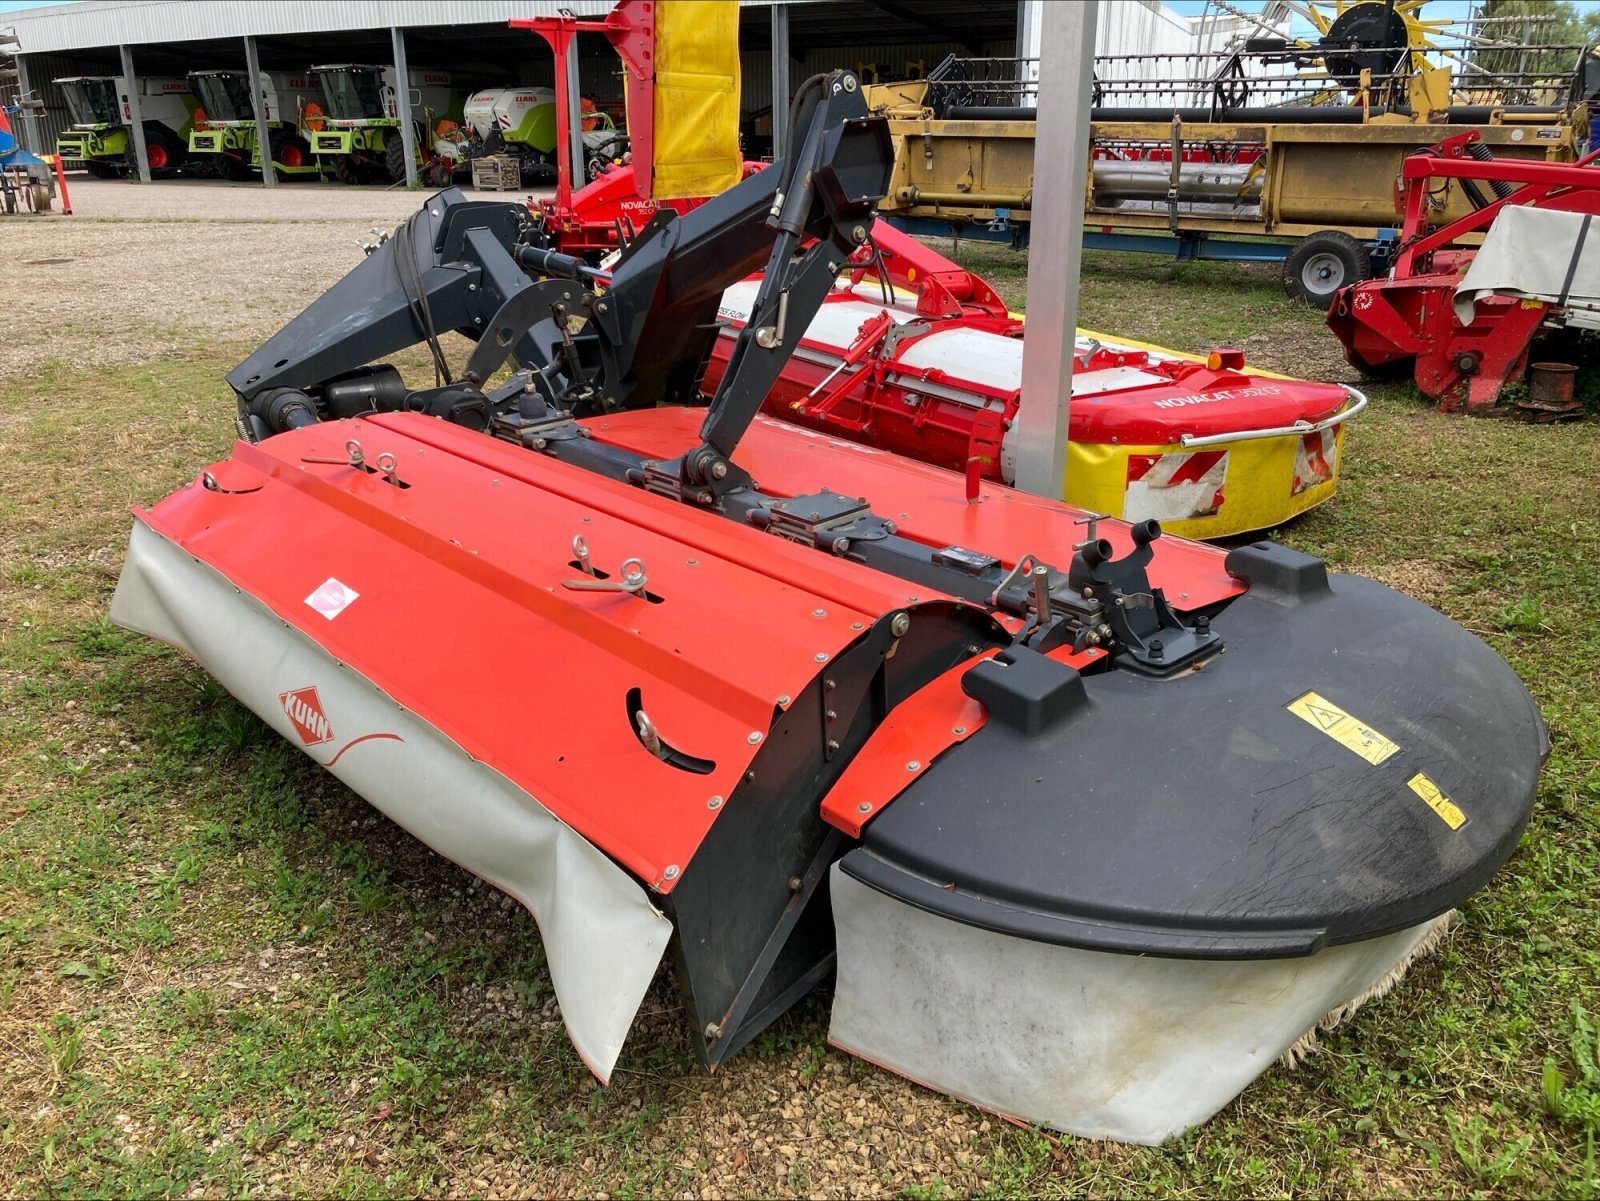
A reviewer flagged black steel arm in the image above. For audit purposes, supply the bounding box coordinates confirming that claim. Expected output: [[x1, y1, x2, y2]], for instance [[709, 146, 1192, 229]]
[[227, 70, 891, 464]]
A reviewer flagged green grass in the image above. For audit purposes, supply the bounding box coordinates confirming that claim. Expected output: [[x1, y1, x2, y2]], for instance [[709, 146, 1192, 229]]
[[1, 252, 1597, 1197]]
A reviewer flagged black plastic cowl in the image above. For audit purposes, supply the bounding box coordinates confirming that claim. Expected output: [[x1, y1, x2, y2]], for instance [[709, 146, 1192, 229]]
[[1225, 540, 1332, 606]]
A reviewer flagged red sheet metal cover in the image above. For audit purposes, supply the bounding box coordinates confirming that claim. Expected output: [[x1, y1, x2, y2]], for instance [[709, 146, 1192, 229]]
[[585, 409, 1246, 611], [138, 412, 965, 893]]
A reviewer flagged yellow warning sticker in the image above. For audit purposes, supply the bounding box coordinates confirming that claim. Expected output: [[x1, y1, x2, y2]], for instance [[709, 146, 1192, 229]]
[[1408, 772, 1468, 830], [1287, 691, 1401, 765]]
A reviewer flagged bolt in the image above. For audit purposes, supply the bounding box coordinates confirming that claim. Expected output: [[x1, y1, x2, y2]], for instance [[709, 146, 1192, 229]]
[[711, 461, 729, 480], [851, 621, 864, 631], [748, 731, 763, 745], [707, 795, 723, 810], [825, 678, 836, 691], [776, 694, 792, 706], [813, 608, 827, 618], [857, 801, 873, 814], [828, 739, 841, 752], [952, 725, 967, 735], [1196, 616, 1210, 634], [906, 760, 921, 772], [835, 538, 851, 554], [596, 302, 609, 314], [826, 709, 838, 721], [663, 864, 680, 880], [890, 612, 911, 637], [788, 876, 804, 892], [815, 651, 830, 663], [844, 74, 858, 92], [704, 1022, 722, 1039], [1150, 639, 1165, 659]]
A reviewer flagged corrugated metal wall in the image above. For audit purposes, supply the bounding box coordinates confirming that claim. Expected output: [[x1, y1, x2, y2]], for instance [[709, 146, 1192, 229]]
[[6, 2, 590, 54], [738, 38, 1011, 114]]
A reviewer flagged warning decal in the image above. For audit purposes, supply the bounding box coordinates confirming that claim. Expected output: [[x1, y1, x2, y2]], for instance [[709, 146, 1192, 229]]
[[1287, 691, 1401, 765], [1407, 772, 1468, 830]]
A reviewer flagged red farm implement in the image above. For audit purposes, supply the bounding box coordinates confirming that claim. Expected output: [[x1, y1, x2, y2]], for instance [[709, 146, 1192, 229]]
[[1328, 132, 1600, 414]]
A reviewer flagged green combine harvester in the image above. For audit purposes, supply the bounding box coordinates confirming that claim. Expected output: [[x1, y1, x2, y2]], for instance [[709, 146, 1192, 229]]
[[306, 63, 459, 183], [186, 70, 324, 181], [53, 75, 199, 178]]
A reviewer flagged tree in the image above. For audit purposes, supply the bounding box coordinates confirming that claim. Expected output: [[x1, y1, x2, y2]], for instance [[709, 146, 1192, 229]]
[[1467, 0, 1591, 96]]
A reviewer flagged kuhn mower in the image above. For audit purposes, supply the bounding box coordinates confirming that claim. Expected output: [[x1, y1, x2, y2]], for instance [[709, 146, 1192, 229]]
[[114, 69, 1545, 1144], [1329, 133, 1600, 414]]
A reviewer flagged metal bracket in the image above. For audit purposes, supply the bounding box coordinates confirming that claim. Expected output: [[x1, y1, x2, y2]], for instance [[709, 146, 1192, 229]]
[[748, 489, 893, 554]]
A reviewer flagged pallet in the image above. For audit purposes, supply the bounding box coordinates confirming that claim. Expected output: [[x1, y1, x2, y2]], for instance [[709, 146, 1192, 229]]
[[471, 155, 521, 192]]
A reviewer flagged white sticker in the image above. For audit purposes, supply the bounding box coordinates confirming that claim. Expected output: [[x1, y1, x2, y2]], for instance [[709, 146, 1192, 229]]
[[305, 577, 360, 620]]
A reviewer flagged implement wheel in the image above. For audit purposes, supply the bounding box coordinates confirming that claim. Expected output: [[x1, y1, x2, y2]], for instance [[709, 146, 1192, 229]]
[[1285, 231, 1371, 310]]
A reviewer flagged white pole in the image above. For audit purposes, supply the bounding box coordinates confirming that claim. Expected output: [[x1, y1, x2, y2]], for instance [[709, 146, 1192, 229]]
[[771, 1, 791, 160], [391, 26, 419, 188], [1012, 0, 1097, 499], [244, 36, 276, 188], [119, 45, 151, 183]]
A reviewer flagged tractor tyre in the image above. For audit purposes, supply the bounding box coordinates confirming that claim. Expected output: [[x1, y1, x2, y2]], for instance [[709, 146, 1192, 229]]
[[141, 122, 186, 179], [327, 154, 362, 185], [1284, 231, 1371, 310]]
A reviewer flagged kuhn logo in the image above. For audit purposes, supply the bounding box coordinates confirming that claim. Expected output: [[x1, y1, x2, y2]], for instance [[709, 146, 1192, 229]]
[[280, 686, 334, 747]]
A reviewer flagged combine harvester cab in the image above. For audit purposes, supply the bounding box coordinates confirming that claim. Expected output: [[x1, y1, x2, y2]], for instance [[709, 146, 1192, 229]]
[[186, 70, 324, 181], [54, 75, 196, 178], [308, 63, 458, 184], [113, 43, 1547, 1147], [707, 222, 1363, 539]]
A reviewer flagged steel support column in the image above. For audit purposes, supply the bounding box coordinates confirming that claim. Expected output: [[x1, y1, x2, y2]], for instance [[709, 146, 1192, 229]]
[[771, 1, 791, 161], [243, 35, 275, 188], [1013, 0, 1096, 497], [119, 45, 150, 183], [1015, 0, 1042, 92], [563, 30, 583, 186], [14, 54, 42, 153], [391, 26, 419, 188]]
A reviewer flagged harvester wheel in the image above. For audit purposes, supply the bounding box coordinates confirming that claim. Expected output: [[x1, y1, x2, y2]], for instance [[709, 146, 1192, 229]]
[[383, 130, 415, 183], [327, 155, 362, 185], [271, 133, 313, 181], [1284, 231, 1370, 310], [141, 122, 186, 180]]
